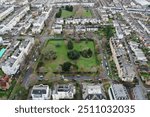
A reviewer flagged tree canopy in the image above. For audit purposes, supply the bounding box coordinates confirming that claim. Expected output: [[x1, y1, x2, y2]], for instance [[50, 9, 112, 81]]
[[67, 40, 74, 50], [67, 50, 80, 60]]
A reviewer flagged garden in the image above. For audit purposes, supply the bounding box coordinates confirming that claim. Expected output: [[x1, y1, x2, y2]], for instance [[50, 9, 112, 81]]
[[36, 39, 100, 77], [55, 5, 92, 18]]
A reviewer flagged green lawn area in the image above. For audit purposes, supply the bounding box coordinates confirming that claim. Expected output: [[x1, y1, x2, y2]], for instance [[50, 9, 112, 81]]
[[61, 10, 74, 18], [141, 72, 150, 80], [0, 69, 4, 77], [43, 40, 98, 72], [82, 9, 92, 18]]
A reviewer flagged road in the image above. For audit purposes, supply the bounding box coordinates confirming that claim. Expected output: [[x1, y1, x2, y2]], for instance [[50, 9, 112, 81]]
[[22, 67, 33, 88]]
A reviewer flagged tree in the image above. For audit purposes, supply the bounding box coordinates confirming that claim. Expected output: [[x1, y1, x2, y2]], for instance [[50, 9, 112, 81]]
[[80, 48, 92, 58], [68, 50, 80, 60], [61, 62, 72, 72], [67, 40, 73, 50], [70, 6, 73, 11], [28, 74, 38, 88], [65, 5, 70, 11], [41, 45, 57, 60], [38, 67, 47, 74], [103, 25, 114, 40], [55, 8, 62, 18]]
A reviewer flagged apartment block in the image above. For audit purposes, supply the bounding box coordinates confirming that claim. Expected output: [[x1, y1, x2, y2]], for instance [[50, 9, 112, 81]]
[[110, 38, 136, 82], [108, 84, 130, 100]]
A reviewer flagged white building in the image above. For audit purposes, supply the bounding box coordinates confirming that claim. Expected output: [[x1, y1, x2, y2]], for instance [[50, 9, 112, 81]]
[[75, 25, 99, 32], [129, 41, 147, 62], [108, 84, 130, 100], [52, 24, 63, 34], [32, 10, 51, 34], [65, 18, 101, 25], [0, 6, 14, 21], [52, 84, 76, 100], [56, 18, 64, 24], [15, 0, 28, 5], [31, 84, 51, 100], [113, 21, 124, 39], [55, 0, 95, 7], [0, 37, 3, 44], [2, 38, 34, 75], [0, 0, 7, 4], [0, 5, 30, 34], [82, 83, 106, 100]]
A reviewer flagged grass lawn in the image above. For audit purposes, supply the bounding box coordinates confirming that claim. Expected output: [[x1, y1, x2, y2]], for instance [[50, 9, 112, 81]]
[[141, 72, 150, 80], [61, 10, 74, 18], [43, 40, 98, 72], [0, 69, 4, 77], [82, 9, 92, 18]]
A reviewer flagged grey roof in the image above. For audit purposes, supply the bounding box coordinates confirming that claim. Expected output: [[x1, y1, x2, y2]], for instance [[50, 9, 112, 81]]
[[32, 89, 46, 94], [111, 84, 129, 100], [133, 85, 145, 100]]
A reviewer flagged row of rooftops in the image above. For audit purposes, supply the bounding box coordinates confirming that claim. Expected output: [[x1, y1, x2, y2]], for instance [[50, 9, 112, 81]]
[[129, 41, 148, 62], [0, 5, 29, 25], [31, 83, 146, 100], [4, 38, 32, 67], [110, 38, 136, 81]]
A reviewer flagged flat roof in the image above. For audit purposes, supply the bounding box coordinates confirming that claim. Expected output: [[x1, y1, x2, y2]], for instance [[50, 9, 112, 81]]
[[0, 48, 6, 58]]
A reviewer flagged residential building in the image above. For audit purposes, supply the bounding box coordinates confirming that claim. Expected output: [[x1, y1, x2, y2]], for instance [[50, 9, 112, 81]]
[[56, 18, 64, 24], [0, 5, 30, 34], [52, 84, 76, 100], [108, 84, 130, 100], [82, 83, 106, 100], [31, 0, 48, 8], [129, 41, 147, 62], [0, 0, 7, 5], [54, 0, 95, 7], [2, 38, 34, 75], [19, 38, 35, 55], [0, 6, 14, 21], [113, 21, 124, 39], [65, 18, 101, 25], [132, 85, 146, 100], [52, 24, 63, 34], [31, 84, 51, 100], [75, 25, 99, 32], [0, 37, 3, 44], [110, 38, 136, 82], [32, 11, 50, 34]]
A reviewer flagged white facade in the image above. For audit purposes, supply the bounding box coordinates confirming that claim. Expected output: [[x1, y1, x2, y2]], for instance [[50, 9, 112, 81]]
[[0, 6, 14, 21], [52, 84, 76, 100], [108, 84, 130, 100], [113, 21, 124, 39], [129, 41, 147, 62], [32, 9, 51, 34], [52, 24, 63, 34], [55, 2, 95, 7], [31, 84, 51, 100], [0, 5, 30, 34], [0, 0, 7, 4], [2, 38, 34, 75], [65, 18, 101, 25], [0, 37, 3, 44]]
